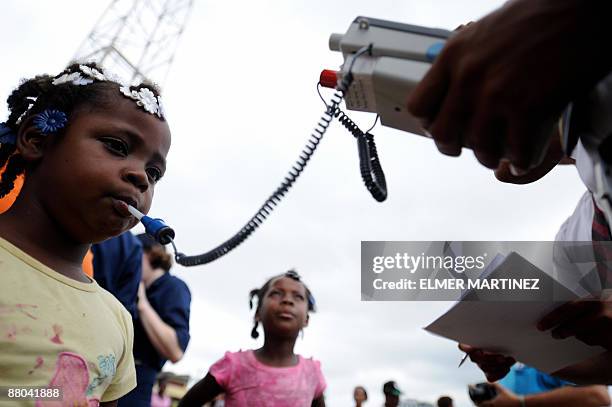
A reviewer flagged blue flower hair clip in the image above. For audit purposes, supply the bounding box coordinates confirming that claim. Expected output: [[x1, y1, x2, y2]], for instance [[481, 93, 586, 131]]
[[0, 122, 16, 145], [33, 109, 67, 134], [308, 293, 316, 310]]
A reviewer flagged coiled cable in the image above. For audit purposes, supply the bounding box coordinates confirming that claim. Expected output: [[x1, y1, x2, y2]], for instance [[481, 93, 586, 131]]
[[334, 109, 387, 202], [174, 45, 381, 266]]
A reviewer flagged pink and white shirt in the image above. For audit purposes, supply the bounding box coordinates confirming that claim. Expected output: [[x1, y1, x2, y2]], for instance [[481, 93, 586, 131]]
[[210, 350, 326, 407], [151, 393, 172, 407]]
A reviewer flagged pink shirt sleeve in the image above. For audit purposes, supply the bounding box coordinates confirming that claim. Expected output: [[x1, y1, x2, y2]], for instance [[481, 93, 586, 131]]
[[313, 359, 327, 398], [209, 351, 234, 389]]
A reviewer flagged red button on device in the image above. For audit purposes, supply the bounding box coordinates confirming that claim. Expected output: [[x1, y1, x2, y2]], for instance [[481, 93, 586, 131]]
[[319, 69, 338, 89]]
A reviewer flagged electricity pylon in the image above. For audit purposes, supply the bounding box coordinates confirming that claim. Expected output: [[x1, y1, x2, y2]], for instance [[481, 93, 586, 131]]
[[73, 0, 194, 85]]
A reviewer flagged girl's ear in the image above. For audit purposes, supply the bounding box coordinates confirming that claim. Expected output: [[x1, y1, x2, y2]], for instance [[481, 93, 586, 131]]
[[303, 313, 309, 328], [16, 118, 49, 162]]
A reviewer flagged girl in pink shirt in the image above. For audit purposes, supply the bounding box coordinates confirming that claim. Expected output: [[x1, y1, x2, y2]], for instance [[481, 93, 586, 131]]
[[179, 270, 326, 407]]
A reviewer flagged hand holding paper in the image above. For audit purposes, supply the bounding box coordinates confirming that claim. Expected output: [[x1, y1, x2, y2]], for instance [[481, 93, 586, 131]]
[[458, 344, 515, 382], [538, 293, 612, 351]]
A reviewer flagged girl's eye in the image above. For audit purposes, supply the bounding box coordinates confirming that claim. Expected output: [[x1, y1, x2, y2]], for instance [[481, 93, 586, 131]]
[[146, 167, 163, 183], [102, 137, 129, 157], [269, 290, 281, 297], [294, 294, 305, 301]]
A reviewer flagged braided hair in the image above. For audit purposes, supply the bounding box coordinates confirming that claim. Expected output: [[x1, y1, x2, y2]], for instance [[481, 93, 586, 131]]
[[248, 269, 316, 339], [0, 62, 164, 199]]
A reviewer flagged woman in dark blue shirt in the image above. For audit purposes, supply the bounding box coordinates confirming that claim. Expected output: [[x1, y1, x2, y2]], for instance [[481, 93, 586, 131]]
[[119, 233, 191, 407]]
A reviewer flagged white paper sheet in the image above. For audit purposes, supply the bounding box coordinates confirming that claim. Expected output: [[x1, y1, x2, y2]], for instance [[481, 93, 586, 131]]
[[425, 252, 606, 373]]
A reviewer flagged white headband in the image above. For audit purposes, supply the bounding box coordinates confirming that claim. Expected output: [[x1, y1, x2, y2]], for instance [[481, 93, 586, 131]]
[[52, 65, 165, 119]]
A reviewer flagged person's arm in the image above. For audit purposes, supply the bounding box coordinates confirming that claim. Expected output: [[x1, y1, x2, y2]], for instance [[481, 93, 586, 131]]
[[461, 343, 612, 385], [537, 296, 612, 351], [459, 344, 516, 382], [529, 385, 611, 407], [494, 127, 570, 185], [311, 394, 326, 407], [178, 373, 223, 407], [91, 232, 143, 318], [137, 282, 185, 362], [480, 383, 610, 407], [114, 236, 143, 317], [407, 0, 612, 171], [552, 351, 612, 385], [538, 296, 612, 384]]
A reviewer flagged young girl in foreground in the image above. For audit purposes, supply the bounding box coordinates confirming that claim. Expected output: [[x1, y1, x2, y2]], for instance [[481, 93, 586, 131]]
[[0, 63, 171, 406], [179, 270, 326, 407]]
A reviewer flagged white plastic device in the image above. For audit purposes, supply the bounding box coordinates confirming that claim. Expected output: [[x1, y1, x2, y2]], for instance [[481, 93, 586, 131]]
[[324, 16, 451, 136]]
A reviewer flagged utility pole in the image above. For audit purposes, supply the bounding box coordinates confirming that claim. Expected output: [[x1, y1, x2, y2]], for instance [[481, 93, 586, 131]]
[[73, 0, 194, 85]]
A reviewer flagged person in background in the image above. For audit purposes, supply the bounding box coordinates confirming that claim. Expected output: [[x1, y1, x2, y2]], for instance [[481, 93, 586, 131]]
[[179, 270, 326, 407], [436, 395, 453, 407], [354, 385, 368, 407], [151, 375, 172, 407], [206, 394, 225, 407], [477, 364, 610, 407], [92, 232, 143, 317], [382, 381, 403, 407], [119, 233, 191, 406]]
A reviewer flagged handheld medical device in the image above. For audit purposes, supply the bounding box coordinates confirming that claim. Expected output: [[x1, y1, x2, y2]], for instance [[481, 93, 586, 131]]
[[320, 17, 451, 135]]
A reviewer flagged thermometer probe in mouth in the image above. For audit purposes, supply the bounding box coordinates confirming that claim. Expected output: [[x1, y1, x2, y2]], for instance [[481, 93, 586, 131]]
[[127, 205, 176, 245]]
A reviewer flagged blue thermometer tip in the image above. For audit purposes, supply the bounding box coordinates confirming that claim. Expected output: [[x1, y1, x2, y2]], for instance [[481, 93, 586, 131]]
[[128, 205, 176, 245]]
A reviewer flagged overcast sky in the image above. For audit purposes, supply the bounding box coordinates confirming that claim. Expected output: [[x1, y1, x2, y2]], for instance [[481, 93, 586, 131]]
[[0, 1, 590, 406]]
